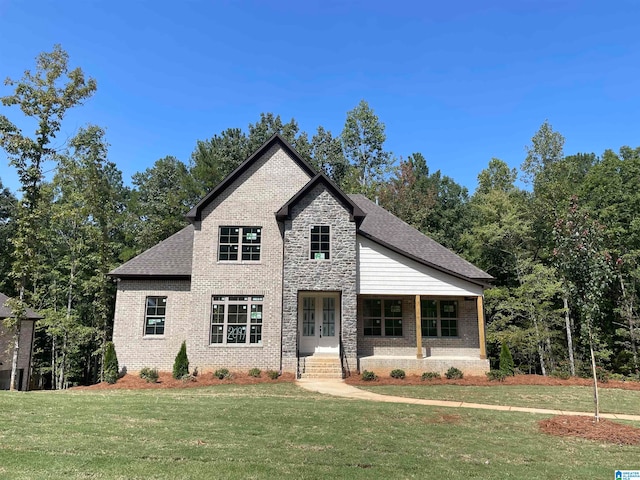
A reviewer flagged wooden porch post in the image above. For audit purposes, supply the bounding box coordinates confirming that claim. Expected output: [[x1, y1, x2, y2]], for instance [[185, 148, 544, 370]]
[[477, 296, 487, 359], [415, 295, 423, 359]]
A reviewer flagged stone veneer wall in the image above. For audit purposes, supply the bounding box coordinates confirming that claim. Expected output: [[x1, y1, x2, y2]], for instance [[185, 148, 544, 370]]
[[0, 319, 36, 390], [357, 295, 480, 357], [282, 185, 358, 374]]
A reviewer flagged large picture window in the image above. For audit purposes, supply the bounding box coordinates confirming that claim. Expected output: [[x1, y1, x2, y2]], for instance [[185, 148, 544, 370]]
[[310, 225, 330, 260], [211, 296, 263, 345], [218, 227, 261, 261], [145, 296, 166, 335], [363, 298, 403, 337], [421, 299, 458, 337]]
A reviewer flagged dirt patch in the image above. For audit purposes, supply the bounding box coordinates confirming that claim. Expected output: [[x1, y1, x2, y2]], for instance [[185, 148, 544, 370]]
[[539, 415, 640, 445], [74, 371, 296, 390], [345, 373, 640, 391]]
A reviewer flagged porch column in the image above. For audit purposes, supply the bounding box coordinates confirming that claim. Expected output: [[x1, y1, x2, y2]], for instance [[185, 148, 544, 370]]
[[477, 296, 487, 359], [415, 295, 423, 359]]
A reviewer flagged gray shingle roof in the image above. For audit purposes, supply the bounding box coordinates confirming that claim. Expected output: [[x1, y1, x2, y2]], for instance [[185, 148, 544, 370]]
[[0, 292, 42, 319], [108, 225, 194, 278], [349, 194, 493, 284]]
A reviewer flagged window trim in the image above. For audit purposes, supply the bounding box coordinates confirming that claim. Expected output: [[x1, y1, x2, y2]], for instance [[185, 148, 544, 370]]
[[218, 226, 262, 263], [144, 296, 167, 336], [362, 298, 404, 337], [210, 295, 264, 346], [310, 225, 331, 260], [421, 299, 459, 338]]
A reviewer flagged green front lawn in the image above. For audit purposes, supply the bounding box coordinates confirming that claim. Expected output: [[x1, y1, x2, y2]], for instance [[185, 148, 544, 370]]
[[357, 384, 640, 415], [0, 384, 638, 479]]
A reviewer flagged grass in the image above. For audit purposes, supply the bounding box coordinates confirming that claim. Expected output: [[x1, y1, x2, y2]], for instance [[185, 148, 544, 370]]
[[0, 383, 638, 479], [356, 384, 640, 415]]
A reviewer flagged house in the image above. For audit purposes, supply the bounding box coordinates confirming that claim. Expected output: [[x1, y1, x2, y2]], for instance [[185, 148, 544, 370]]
[[109, 134, 493, 378], [0, 292, 41, 390]]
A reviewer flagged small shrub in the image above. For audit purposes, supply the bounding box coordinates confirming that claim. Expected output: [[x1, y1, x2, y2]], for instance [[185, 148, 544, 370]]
[[214, 368, 231, 380], [139, 367, 159, 383], [445, 367, 463, 380], [390, 369, 406, 379], [103, 342, 119, 384], [550, 369, 571, 380], [421, 371, 441, 380], [266, 370, 279, 380], [248, 368, 261, 378], [499, 342, 515, 376], [486, 369, 506, 382], [361, 370, 377, 381], [172, 341, 189, 379], [595, 366, 610, 383]]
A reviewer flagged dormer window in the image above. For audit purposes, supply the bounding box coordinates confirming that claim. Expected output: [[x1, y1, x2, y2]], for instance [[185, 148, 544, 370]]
[[310, 225, 330, 260], [219, 227, 261, 262]]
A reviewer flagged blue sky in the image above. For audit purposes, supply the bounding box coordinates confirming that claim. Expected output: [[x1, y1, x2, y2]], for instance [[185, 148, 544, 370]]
[[1, 0, 639, 195]]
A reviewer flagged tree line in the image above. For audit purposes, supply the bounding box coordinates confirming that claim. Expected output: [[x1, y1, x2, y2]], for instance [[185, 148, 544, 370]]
[[1, 46, 638, 388]]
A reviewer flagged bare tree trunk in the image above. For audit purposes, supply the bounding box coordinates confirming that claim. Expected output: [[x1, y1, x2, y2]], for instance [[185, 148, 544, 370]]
[[532, 316, 547, 376], [588, 327, 600, 423], [563, 297, 576, 376], [9, 283, 26, 392]]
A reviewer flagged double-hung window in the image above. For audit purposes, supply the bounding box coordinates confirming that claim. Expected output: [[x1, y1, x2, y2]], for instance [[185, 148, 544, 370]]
[[145, 296, 166, 335], [211, 296, 263, 345], [310, 225, 330, 260], [218, 227, 261, 261], [363, 298, 403, 337], [421, 299, 458, 337]]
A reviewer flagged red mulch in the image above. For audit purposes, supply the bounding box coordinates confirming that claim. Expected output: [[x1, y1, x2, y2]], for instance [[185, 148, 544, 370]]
[[74, 371, 296, 390], [539, 415, 640, 445], [345, 373, 640, 390]]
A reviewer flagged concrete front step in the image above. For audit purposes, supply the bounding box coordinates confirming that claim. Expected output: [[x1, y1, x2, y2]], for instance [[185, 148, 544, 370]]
[[300, 356, 343, 379], [300, 372, 344, 379]]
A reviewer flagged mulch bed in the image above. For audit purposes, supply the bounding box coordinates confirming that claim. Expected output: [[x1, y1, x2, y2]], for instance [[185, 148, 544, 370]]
[[539, 415, 640, 445], [344, 373, 640, 390]]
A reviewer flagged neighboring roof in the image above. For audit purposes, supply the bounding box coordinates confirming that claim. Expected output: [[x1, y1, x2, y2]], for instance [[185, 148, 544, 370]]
[[108, 225, 194, 279], [187, 134, 317, 222], [276, 172, 366, 222], [350, 194, 494, 285], [0, 293, 43, 320]]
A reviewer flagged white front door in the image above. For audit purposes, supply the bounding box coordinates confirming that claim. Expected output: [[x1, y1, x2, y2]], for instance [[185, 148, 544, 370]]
[[298, 293, 340, 355]]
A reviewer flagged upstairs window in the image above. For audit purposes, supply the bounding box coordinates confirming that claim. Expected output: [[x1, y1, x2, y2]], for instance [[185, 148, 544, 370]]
[[145, 296, 166, 335], [219, 227, 261, 261], [310, 225, 330, 260]]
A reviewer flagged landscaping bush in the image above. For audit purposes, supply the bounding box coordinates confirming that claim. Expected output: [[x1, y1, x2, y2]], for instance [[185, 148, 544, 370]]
[[390, 369, 406, 379], [421, 371, 441, 380], [486, 369, 507, 382], [550, 369, 571, 380], [248, 368, 261, 378], [266, 370, 279, 380], [103, 341, 119, 384], [361, 370, 377, 381], [172, 341, 189, 379], [445, 367, 463, 380], [499, 342, 515, 376], [139, 367, 159, 383], [214, 368, 231, 380]]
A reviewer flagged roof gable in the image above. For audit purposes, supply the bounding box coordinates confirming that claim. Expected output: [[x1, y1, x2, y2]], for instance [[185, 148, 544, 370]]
[[187, 134, 317, 222], [276, 172, 366, 222], [0, 292, 43, 320]]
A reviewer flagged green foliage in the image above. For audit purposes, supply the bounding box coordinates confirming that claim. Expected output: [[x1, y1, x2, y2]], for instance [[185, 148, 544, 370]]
[[421, 371, 441, 380], [103, 342, 119, 384], [486, 370, 507, 382], [390, 369, 406, 379], [248, 368, 261, 378], [499, 342, 515, 376], [445, 367, 463, 380], [361, 370, 377, 381], [266, 370, 279, 380], [139, 367, 159, 383], [172, 341, 189, 379], [214, 368, 231, 380]]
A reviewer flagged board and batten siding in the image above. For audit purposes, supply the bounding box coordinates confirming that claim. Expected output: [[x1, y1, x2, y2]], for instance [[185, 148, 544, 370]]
[[357, 236, 484, 296]]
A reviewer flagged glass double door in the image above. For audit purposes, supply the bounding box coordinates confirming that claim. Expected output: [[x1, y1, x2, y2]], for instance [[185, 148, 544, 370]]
[[298, 292, 340, 354]]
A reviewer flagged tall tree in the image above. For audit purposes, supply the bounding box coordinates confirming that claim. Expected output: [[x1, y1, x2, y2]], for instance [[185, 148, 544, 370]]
[[0, 45, 96, 390], [310, 126, 349, 186], [0, 179, 17, 293], [341, 100, 392, 196]]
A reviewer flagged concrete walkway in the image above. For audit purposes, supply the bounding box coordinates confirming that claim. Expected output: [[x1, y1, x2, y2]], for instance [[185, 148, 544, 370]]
[[296, 378, 640, 422]]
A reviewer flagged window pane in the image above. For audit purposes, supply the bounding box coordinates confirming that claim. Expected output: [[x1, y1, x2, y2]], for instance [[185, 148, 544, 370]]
[[227, 325, 246, 343], [363, 299, 381, 318], [310, 225, 330, 260], [422, 318, 437, 337], [440, 300, 458, 318], [441, 319, 458, 337], [364, 318, 381, 336], [421, 299, 437, 318], [145, 296, 167, 335], [385, 318, 403, 336], [384, 299, 403, 318]]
